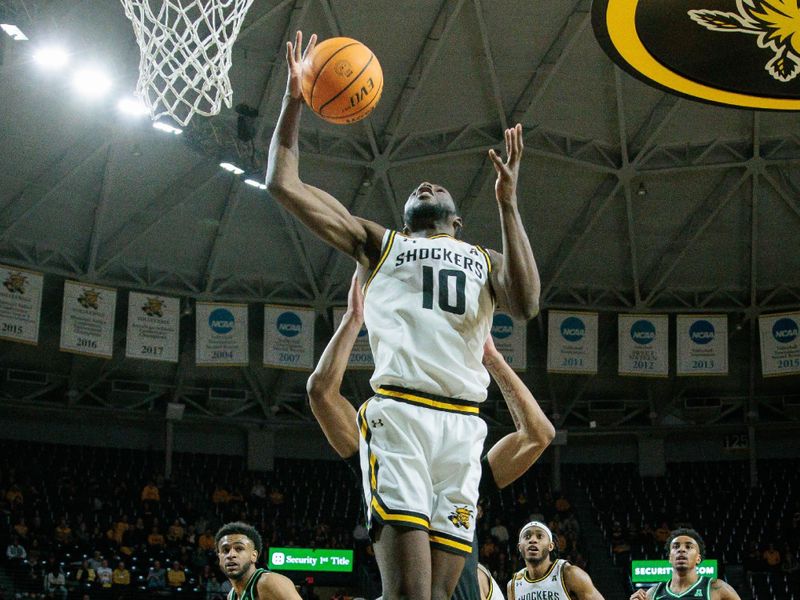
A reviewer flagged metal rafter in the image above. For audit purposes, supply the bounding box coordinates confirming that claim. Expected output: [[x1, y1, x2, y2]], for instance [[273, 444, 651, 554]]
[[86, 144, 116, 277], [471, 0, 507, 130], [202, 178, 241, 293]]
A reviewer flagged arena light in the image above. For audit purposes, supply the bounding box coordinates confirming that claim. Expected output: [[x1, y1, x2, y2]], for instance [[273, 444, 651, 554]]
[[152, 121, 182, 135], [117, 96, 149, 117], [220, 162, 244, 175], [244, 178, 267, 190], [1, 24, 28, 41], [33, 46, 69, 69], [72, 67, 112, 98]]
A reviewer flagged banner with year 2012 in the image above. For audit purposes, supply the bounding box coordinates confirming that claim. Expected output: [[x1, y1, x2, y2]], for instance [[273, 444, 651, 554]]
[[196, 302, 249, 366], [618, 314, 668, 377], [0, 265, 44, 345], [332, 307, 373, 369], [759, 311, 800, 377], [676, 315, 728, 376], [547, 311, 598, 374], [59, 281, 117, 358], [490, 312, 526, 372], [125, 292, 180, 363], [263, 305, 315, 370]]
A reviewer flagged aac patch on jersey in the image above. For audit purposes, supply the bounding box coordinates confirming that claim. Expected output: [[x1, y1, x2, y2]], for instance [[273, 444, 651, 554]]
[[592, 0, 800, 110]]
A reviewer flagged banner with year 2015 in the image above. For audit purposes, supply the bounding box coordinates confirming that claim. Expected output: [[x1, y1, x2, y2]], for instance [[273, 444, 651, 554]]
[[332, 307, 373, 369], [676, 315, 728, 376], [125, 292, 180, 363], [263, 305, 315, 370], [196, 302, 249, 366], [59, 281, 117, 358], [490, 312, 526, 372], [759, 311, 800, 377], [0, 265, 44, 345], [547, 311, 598, 374], [618, 314, 668, 377]]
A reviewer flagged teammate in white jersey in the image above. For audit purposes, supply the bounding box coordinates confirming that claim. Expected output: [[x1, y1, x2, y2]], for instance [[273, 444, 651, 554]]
[[268, 32, 539, 600], [509, 522, 605, 600]]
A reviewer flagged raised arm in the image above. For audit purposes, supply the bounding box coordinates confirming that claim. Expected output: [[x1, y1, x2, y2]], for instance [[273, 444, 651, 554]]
[[487, 124, 540, 319], [483, 335, 554, 488], [266, 32, 385, 267], [306, 270, 364, 458]]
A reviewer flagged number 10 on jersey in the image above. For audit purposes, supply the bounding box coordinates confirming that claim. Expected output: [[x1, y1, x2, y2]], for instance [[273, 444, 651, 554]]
[[422, 266, 466, 315]]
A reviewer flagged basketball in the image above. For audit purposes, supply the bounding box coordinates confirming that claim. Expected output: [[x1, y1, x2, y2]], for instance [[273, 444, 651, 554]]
[[301, 37, 383, 125]]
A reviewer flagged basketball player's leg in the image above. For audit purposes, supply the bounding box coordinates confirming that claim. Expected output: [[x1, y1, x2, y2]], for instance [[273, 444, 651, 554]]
[[431, 548, 466, 600], [373, 524, 431, 600]]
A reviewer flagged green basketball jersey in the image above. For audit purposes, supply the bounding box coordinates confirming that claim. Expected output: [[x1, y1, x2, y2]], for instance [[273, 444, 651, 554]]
[[653, 576, 712, 599], [227, 568, 268, 600]]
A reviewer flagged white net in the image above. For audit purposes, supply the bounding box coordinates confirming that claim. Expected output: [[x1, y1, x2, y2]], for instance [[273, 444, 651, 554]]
[[120, 0, 255, 126]]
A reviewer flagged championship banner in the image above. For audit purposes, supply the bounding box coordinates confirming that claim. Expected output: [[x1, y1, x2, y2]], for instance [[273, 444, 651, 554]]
[[59, 281, 117, 359], [0, 265, 44, 345], [332, 307, 373, 369], [618, 314, 668, 377], [491, 312, 526, 372], [676, 315, 728, 376], [125, 292, 180, 363], [196, 302, 248, 366], [759, 311, 800, 377], [547, 310, 598, 374], [263, 305, 315, 370]]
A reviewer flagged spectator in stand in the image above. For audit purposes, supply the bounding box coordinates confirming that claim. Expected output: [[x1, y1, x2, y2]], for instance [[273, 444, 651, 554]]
[[167, 560, 186, 589], [74, 521, 91, 552], [554, 492, 571, 516], [5, 535, 27, 567], [111, 516, 130, 546], [141, 481, 160, 503], [205, 573, 226, 600], [167, 519, 185, 546], [269, 487, 285, 506], [112, 561, 130, 596], [5, 483, 23, 508], [95, 560, 113, 593], [198, 529, 216, 552], [490, 518, 510, 544], [250, 480, 267, 506], [654, 521, 671, 545], [13, 517, 29, 540], [148, 526, 166, 550], [561, 512, 580, 539], [73, 559, 96, 588], [146, 560, 167, 591], [22, 555, 44, 597], [44, 564, 68, 600], [781, 544, 799, 574], [211, 484, 230, 505], [763, 542, 781, 571], [54, 518, 72, 546]]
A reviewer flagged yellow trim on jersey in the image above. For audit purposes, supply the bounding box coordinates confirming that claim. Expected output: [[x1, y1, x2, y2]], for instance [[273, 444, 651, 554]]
[[474, 245, 492, 273], [523, 559, 558, 583], [363, 230, 397, 295], [560, 562, 574, 600], [376, 387, 480, 415], [429, 534, 472, 554], [370, 497, 430, 529], [358, 402, 369, 439]]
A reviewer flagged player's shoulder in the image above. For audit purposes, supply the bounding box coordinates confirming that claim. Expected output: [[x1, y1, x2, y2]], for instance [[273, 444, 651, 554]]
[[255, 570, 297, 600], [709, 578, 739, 599]]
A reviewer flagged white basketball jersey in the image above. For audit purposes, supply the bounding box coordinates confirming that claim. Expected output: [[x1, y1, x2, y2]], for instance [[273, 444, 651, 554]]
[[363, 230, 495, 402], [511, 560, 570, 600], [477, 563, 504, 600]]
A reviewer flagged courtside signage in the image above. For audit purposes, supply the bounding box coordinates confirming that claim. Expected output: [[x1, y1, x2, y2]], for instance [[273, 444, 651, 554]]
[[547, 310, 598, 374], [268, 548, 354, 572], [196, 302, 249, 366], [60, 281, 117, 359], [263, 305, 315, 370], [618, 314, 668, 377], [332, 307, 373, 369], [759, 311, 800, 377], [631, 560, 718, 583], [126, 292, 180, 363], [676, 315, 728, 376], [491, 312, 527, 372], [0, 265, 43, 345]]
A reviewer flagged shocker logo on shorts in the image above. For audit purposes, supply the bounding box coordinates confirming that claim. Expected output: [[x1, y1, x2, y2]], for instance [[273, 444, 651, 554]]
[[448, 506, 473, 529]]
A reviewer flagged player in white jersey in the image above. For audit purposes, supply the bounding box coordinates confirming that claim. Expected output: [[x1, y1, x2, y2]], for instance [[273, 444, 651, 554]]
[[509, 522, 605, 600], [268, 32, 539, 600], [477, 563, 504, 600]]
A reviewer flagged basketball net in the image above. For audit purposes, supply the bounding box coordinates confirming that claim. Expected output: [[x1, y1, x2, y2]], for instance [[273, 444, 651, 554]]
[[120, 0, 254, 126]]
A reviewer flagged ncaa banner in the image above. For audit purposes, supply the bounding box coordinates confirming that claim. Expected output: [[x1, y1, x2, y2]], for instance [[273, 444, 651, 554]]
[[125, 292, 180, 363], [0, 265, 44, 345], [491, 312, 526, 372], [618, 314, 668, 378], [60, 281, 117, 359], [547, 311, 598, 375], [759, 311, 800, 377], [332, 307, 373, 370], [196, 302, 248, 366], [263, 305, 315, 371], [676, 315, 728, 376]]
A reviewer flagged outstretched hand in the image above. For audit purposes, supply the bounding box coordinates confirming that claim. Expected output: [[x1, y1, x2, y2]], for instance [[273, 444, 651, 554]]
[[488, 123, 524, 205], [285, 31, 317, 100]]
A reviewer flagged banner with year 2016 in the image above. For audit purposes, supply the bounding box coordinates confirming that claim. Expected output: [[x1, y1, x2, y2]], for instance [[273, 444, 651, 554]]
[[263, 305, 315, 370], [676, 315, 728, 376], [490, 312, 526, 372], [332, 307, 373, 369], [759, 311, 800, 377], [125, 292, 180, 363], [618, 314, 668, 377], [0, 265, 44, 345], [59, 281, 117, 358], [196, 302, 249, 366], [547, 311, 598, 374]]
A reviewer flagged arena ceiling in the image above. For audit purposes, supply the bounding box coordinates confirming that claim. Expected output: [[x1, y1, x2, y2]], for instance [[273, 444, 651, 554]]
[[0, 0, 798, 434]]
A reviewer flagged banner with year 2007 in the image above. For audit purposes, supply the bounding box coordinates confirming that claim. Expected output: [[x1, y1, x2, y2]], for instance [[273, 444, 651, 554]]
[[547, 311, 598, 374], [196, 302, 249, 366], [332, 307, 373, 369], [759, 311, 800, 377], [618, 314, 668, 377], [125, 292, 180, 363], [263, 305, 315, 370], [59, 281, 117, 358], [0, 265, 44, 345], [490, 312, 526, 372], [676, 315, 728, 376]]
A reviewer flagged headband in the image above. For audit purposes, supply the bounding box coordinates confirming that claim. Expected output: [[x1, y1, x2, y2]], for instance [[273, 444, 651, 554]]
[[519, 521, 553, 542]]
